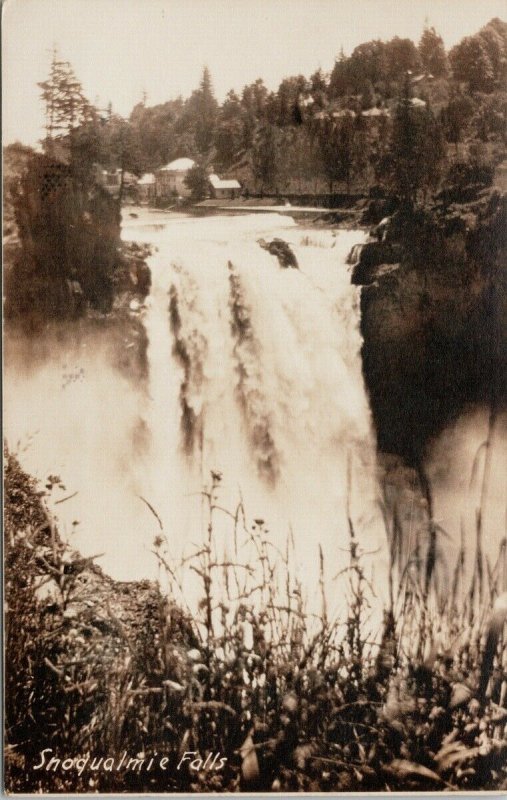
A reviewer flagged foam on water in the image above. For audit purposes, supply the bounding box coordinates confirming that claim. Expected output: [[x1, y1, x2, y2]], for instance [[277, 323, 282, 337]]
[[5, 210, 389, 620]]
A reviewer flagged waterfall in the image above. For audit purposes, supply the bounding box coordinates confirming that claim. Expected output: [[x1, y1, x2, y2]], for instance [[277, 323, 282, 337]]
[[4, 210, 389, 620], [124, 211, 389, 617]]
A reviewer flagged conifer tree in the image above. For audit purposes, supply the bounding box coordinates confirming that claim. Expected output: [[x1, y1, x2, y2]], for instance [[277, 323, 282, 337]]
[[418, 26, 449, 77], [194, 67, 219, 154], [38, 48, 95, 153]]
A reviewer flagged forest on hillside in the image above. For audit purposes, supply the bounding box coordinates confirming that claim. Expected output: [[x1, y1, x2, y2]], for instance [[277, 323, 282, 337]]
[[91, 17, 507, 196], [6, 17, 507, 201], [3, 17, 507, 328]]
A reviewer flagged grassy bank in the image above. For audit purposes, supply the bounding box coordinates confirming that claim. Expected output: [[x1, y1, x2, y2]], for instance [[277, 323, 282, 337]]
[[4, 455, 507, 793]]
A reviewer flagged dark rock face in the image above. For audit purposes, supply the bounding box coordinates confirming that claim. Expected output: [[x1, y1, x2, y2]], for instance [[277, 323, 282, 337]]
[[258, 238, 299, 269], [351, 242, 403, 285], [360, 196, 399, 226], [357, 192, 507, 465]]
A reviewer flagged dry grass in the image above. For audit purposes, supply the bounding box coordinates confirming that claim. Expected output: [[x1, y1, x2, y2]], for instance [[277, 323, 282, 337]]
[[4, 450, 507, 793]]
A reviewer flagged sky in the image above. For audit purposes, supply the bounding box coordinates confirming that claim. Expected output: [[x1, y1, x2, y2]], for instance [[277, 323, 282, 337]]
[[3, 0, 507, 147]]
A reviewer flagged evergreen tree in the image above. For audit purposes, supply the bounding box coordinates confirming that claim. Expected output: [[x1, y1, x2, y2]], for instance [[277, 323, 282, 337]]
[[329, 48, 350, 98], [214, 91, 244, 169], [253, 124, 279, 193], [440, 91, 474, 154], [310, 68, 327, 108], [38, 48, 95, 152], [189, 67, 218, 155], [351, 113, 370, 189], [378, 75, 446, 204], [317, 118, 343, 193], [418, 26, 449, 77]]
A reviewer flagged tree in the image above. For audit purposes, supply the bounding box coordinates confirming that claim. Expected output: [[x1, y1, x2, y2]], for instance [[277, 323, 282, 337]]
[[274, 75, 309, 126], [6, 56, 125, 324], [38, 48, 96, 152], [351, 113, 370, 189], [384, 37, 421, 83], [478, 19, 507, 87], [241, 79, 269, 119], [418, 26, 449, 77], [186, 67, 218, 155], [360, 80, 376, 110], [184, 163, 209, 201], [449, 36, 495, 92], [253, 124, 279, 193], [129, 98, 185, 171], [349, 40, 387, 91], [214, 91, 244, 169], [329, 49, 350, 98], [378, 75, 446, 204], [440, 92, 474, 153], [336, 116, 356, 193], [317, 117, 356, 193], [310, 68, 327, 108]]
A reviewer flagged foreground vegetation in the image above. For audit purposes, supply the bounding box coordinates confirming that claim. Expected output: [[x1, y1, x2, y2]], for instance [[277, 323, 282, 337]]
[[4, 453, 507, 793]]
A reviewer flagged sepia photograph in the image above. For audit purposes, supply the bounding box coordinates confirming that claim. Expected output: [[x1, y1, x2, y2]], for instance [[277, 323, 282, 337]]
[[3, 0, 507, 793]]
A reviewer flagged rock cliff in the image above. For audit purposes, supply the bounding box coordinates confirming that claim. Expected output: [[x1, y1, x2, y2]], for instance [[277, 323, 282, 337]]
[[355, 191, 507, 465]]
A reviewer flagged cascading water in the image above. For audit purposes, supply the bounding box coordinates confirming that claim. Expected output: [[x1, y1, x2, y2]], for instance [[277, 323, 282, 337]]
[[4, 210, 389, 621]]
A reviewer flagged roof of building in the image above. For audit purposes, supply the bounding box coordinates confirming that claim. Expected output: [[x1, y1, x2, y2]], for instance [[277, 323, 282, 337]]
[[332, 109, 356, 118], [362, 107, 389, 117], [209, 174, 241, 190], [159, 157, 195, 172], [410, 97, 427, 107], [138, 172, 155, 185]]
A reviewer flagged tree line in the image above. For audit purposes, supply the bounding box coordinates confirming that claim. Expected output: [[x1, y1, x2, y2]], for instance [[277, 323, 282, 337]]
[[3, 18, 507, 324], [121, 18, 506, 202], [12, 18, 507, 205]]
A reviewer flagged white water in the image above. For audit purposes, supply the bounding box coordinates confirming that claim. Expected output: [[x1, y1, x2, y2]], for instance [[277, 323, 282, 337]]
[[4, 210, 389, 620], [427, 407, 507, 589]]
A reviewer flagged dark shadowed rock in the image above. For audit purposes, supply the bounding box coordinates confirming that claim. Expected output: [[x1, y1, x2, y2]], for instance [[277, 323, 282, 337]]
[[351, 241, 403, 285], [358, 191, 507, 465], [258, 237, 299, 269]]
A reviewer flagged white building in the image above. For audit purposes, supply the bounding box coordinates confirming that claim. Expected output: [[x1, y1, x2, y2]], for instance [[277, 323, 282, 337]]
[[155, 157, 195, 199], [137, 172, 156, 203], [208, 173, 241, 200]]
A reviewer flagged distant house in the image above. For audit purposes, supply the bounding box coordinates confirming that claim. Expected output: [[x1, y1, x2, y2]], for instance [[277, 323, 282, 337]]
[[155, 157, 195, 199], [411, 73, 435, 95], [332, 109, 356, 120], [100, 168, 122, 194], [97, 169, 138, 198], [137, 172, 156, 203], [361, 106, 389, 118], [208, 174, 241, 200]]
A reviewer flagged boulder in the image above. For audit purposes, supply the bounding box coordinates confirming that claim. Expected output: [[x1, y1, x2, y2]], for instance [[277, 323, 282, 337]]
[[258, 238, 299, 269]]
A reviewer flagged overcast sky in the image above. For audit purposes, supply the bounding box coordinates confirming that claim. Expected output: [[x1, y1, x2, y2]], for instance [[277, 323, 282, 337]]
[[3, 0, 506, 147]]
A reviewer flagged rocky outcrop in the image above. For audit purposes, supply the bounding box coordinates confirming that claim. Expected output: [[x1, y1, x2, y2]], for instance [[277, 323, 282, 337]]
[[350, 241, 403, 285], [257, 237, 299, 268], [357, 191, 507, 465]]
